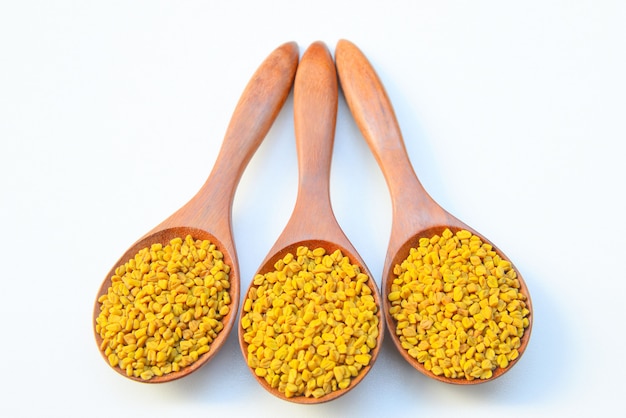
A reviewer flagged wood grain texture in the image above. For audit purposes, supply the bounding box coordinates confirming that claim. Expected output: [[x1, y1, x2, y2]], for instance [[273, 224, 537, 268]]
[[238, 41, 384, 403], [335, 38, 532, 384], [93, 41, 299, 383]]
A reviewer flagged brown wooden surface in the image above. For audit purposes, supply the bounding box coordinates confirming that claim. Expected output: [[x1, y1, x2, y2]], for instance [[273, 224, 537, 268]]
[[93, 41, 299, 383], [238, 41, 384, 403], [335, 39, 532, 385]]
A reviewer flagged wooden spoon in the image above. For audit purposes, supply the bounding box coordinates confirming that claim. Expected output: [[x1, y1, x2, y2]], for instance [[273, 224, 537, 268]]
[[93, 41, 299, 383], [238, 41, 384, 403], [335, 39, 532, 384]]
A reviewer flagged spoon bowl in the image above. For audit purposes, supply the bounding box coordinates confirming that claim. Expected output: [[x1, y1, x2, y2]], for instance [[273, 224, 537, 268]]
[[335, 39, 532, 384], [238, 41, 384, 403], [93, 41, 299, 383]]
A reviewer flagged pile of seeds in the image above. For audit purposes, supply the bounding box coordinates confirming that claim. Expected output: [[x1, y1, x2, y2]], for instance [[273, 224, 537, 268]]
[[95, 235, 231, 380], [388, 228, 530, 381], [241, 246, 379, 399]]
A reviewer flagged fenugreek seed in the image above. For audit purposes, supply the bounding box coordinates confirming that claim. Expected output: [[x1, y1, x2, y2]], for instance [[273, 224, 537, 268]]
[[431, 365, 444, 376], [354, 354, 371, 366], [487, 275, 499, 288], [312, 248, 326, 257], [445, 303, 458, 313], [456, 230, 472, 240]]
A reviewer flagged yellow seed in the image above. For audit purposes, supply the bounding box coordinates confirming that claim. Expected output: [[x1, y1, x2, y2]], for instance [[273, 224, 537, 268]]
[[453, 286, 463, 302], [487, 275, 499, 288], [445, 303, 458, 313], [497, 354, 509, 369], [388, 291, 401, 302], [107, 353, 119, 367], [312, 388, 326, 398], [333, 366, 345, 382], [431, 365, 444, 376], [140, 370, 154, 380], [456, 230, 472, 240], [354, 354, 371, 366]]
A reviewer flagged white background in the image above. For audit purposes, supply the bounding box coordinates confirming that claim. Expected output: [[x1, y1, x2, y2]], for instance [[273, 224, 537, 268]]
[[2, 1, 625, 417]]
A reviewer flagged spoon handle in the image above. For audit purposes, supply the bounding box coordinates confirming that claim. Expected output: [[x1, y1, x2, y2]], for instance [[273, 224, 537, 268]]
[[284, 41, 340, 237], [162, 42, 299, 233], [294, 41, 337, 213], [208, 42, 299, 196], [335, 40, 438, 217]]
